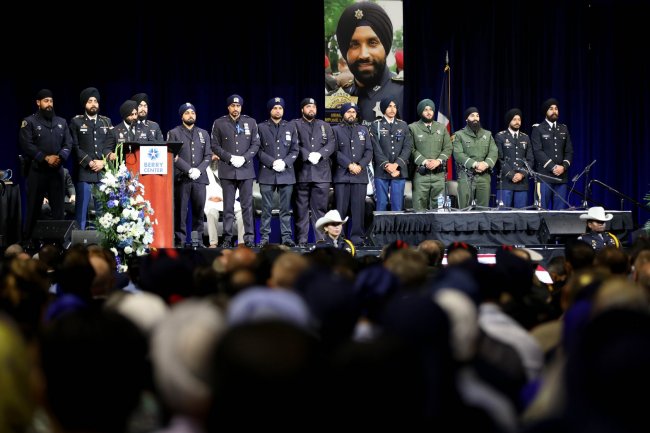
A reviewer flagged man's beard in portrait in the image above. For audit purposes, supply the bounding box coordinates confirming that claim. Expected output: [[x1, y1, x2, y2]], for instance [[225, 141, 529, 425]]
[[468, 120, 481, 133], [86, 107, 99, 116], [420, 112, 434, 123], [183, 118, 196, 127], [39, 106, 54, 120], [349, 57, 386, 88], [547, 113, 558, 123], [303, 112, 316, 121], [344, 116, 356, 125]]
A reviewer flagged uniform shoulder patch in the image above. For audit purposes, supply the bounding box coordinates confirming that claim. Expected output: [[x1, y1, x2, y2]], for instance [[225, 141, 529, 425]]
[[21, 120, 27, 128], [497, 130, 506, 135], [74, 114, 84, 119]]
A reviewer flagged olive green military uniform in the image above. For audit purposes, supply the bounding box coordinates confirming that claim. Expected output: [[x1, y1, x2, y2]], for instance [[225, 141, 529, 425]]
[[408, 120, 453, 210], [453, 126, 498, 208]]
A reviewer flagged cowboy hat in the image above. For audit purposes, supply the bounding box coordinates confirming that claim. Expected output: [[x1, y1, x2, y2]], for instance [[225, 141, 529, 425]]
[[315, 210, 348, 232], [579, 206, 613, 222]]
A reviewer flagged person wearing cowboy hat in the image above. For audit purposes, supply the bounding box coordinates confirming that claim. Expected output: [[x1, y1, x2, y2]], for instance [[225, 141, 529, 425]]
[[577, 206, 620, 251], [313, 209, 355, 255]]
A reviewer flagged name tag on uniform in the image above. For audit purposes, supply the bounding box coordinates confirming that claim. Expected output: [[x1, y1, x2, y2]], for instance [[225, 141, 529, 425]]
[[358, 131, 366, 140], [285, 131, 292, 141]]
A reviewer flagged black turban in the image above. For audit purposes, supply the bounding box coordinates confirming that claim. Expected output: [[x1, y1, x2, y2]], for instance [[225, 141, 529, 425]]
[[504, 108, 522, 125], [119, 100, 138, 119], [464, 106, 479, 120], [380, 96, 397, 114], [541, 98, 559, 116], [80, 87, 100, 107], [36, 89, 53, 100], [300, 98, 316, 109], [131, 93, 149, 105], [336, 2, 393, 61]]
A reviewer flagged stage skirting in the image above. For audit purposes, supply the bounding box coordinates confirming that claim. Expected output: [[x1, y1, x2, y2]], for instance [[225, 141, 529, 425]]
[[367, 210, 634, 247]]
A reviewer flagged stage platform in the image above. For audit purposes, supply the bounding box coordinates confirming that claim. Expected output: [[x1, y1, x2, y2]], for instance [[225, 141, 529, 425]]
[[367, 209, 634, 247]]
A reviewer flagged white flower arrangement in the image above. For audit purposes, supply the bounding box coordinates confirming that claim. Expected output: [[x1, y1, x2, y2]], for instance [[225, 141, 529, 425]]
[[93, 143, 156, 272]]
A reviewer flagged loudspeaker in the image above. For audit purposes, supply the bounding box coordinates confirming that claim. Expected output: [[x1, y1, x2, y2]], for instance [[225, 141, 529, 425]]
[[71, 229, 100, 246], [539, 215, 585, 244], [32, 220, 78, 248]]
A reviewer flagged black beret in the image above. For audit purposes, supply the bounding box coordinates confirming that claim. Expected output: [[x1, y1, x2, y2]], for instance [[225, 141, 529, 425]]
[[336, 2, 393, 61], [80, 87, 100, 107], [541, 98, 559, 116], [340, 102, 357, 116], [417, 99, 435, 117], [504, 108, 522, 125], [226, 94, 243, 106], [300, 98, 316, 109], [178, 102, 196, 117], [119, 100, 138, 119], [464, 106, 479, 120], [267, 97, 285, 112], [36, 89, 53, 100], [380, 97, 397, 114], [131, 93, 149, 105]]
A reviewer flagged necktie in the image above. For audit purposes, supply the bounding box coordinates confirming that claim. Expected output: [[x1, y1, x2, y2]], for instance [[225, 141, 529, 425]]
[[513, 132, 518, 140]]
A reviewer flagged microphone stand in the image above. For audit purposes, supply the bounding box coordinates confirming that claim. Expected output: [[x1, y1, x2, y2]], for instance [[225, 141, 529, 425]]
[[496, 157, 514, 211], [519, 159, 572, 210], [589, 179, 648, 211], [568, 160, 596, 208]]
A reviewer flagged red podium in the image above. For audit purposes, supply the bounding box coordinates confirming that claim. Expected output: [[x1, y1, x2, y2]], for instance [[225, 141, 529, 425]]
[[124, 142, 181, 249]]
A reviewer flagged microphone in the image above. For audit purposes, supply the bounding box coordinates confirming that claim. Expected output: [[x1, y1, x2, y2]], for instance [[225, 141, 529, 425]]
[[191, 230, 200, 249], [572, 160, 596, 182]]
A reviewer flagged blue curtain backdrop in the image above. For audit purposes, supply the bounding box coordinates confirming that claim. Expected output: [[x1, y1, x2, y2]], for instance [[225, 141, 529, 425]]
[[1, 0, 648, 226]]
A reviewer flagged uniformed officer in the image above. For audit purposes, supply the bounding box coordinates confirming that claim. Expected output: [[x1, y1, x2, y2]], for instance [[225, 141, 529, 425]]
[[408, 99, 453, 210], [211, 94, 259, 248], [292, 98, 335, 246], [531, 98, 573, 210], [131, 93, 164, 142], [453, 107, 498, 209], [495, 108, 533, 209], [335, 1, 403, 125], [313, 209, 356, 256], [370, 97, 412, 211], [577, 206, 620, 251], [19, 89, 72, 239], [168, 102, 212, 247], [257, 97, 299, 247], [70, 87, 114, 229], [332, 102, 372, 246], [105, 100, 139, 153]]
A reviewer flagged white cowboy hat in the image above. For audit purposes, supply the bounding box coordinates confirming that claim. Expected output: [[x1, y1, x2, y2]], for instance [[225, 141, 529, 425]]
[[315, 210, 348, 232], [579, 206, 613, 222]]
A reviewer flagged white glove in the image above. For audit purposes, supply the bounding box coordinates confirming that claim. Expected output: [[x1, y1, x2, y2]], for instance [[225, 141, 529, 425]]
[[272, 159, 286, 172], [188, 168, 200, 180], [230, 155, 245, 168], [308, 152, 321, 165]]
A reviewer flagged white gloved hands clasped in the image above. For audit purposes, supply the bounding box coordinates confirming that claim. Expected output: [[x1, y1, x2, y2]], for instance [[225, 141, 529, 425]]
[[230, 155, 245, 168], [272, 159, 286, 172], [188, 168, 201, 180], [308, 152, 321, 165]]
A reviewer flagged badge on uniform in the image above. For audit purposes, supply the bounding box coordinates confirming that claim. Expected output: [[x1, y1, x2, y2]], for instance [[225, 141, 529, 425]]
[[436, 129, 441, 135], [199, 131, 205, 143], [358, 130, 365, 140], [21, 120, 27, 128], [482, 134, 486, 140], [285, 131, 292, 141]]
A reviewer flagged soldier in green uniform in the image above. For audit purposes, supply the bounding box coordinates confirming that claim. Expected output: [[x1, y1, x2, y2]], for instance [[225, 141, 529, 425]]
[[453, 107, 498, 209], [408, 99, 453, 210]]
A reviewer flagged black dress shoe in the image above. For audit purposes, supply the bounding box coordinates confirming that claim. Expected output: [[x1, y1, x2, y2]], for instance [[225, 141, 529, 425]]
[[243, 241, 254, 248], [283, 240, 296, 247], [256, 240, 269, 248], [297, 243, 308, 248], [219, 240, 233, 248]]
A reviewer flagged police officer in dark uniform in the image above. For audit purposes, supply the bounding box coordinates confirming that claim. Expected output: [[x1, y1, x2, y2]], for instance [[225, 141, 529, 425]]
[[211, 94, 259, 248], [19, 89, 72, 239], [104, 100, 139, 152], [336, 1, 403, 125], [577, 206, 620, 251], [495, 108, 533, 209], [292, 98, 335, 246], [70, 87, 114, 229], [168, 103, 212, 247], [531, 98, 573, 210], [370, 97, 412, 211], [257, 97, 299, 247], [332, 102, 373, 246], [131, 93, 164, 142]]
